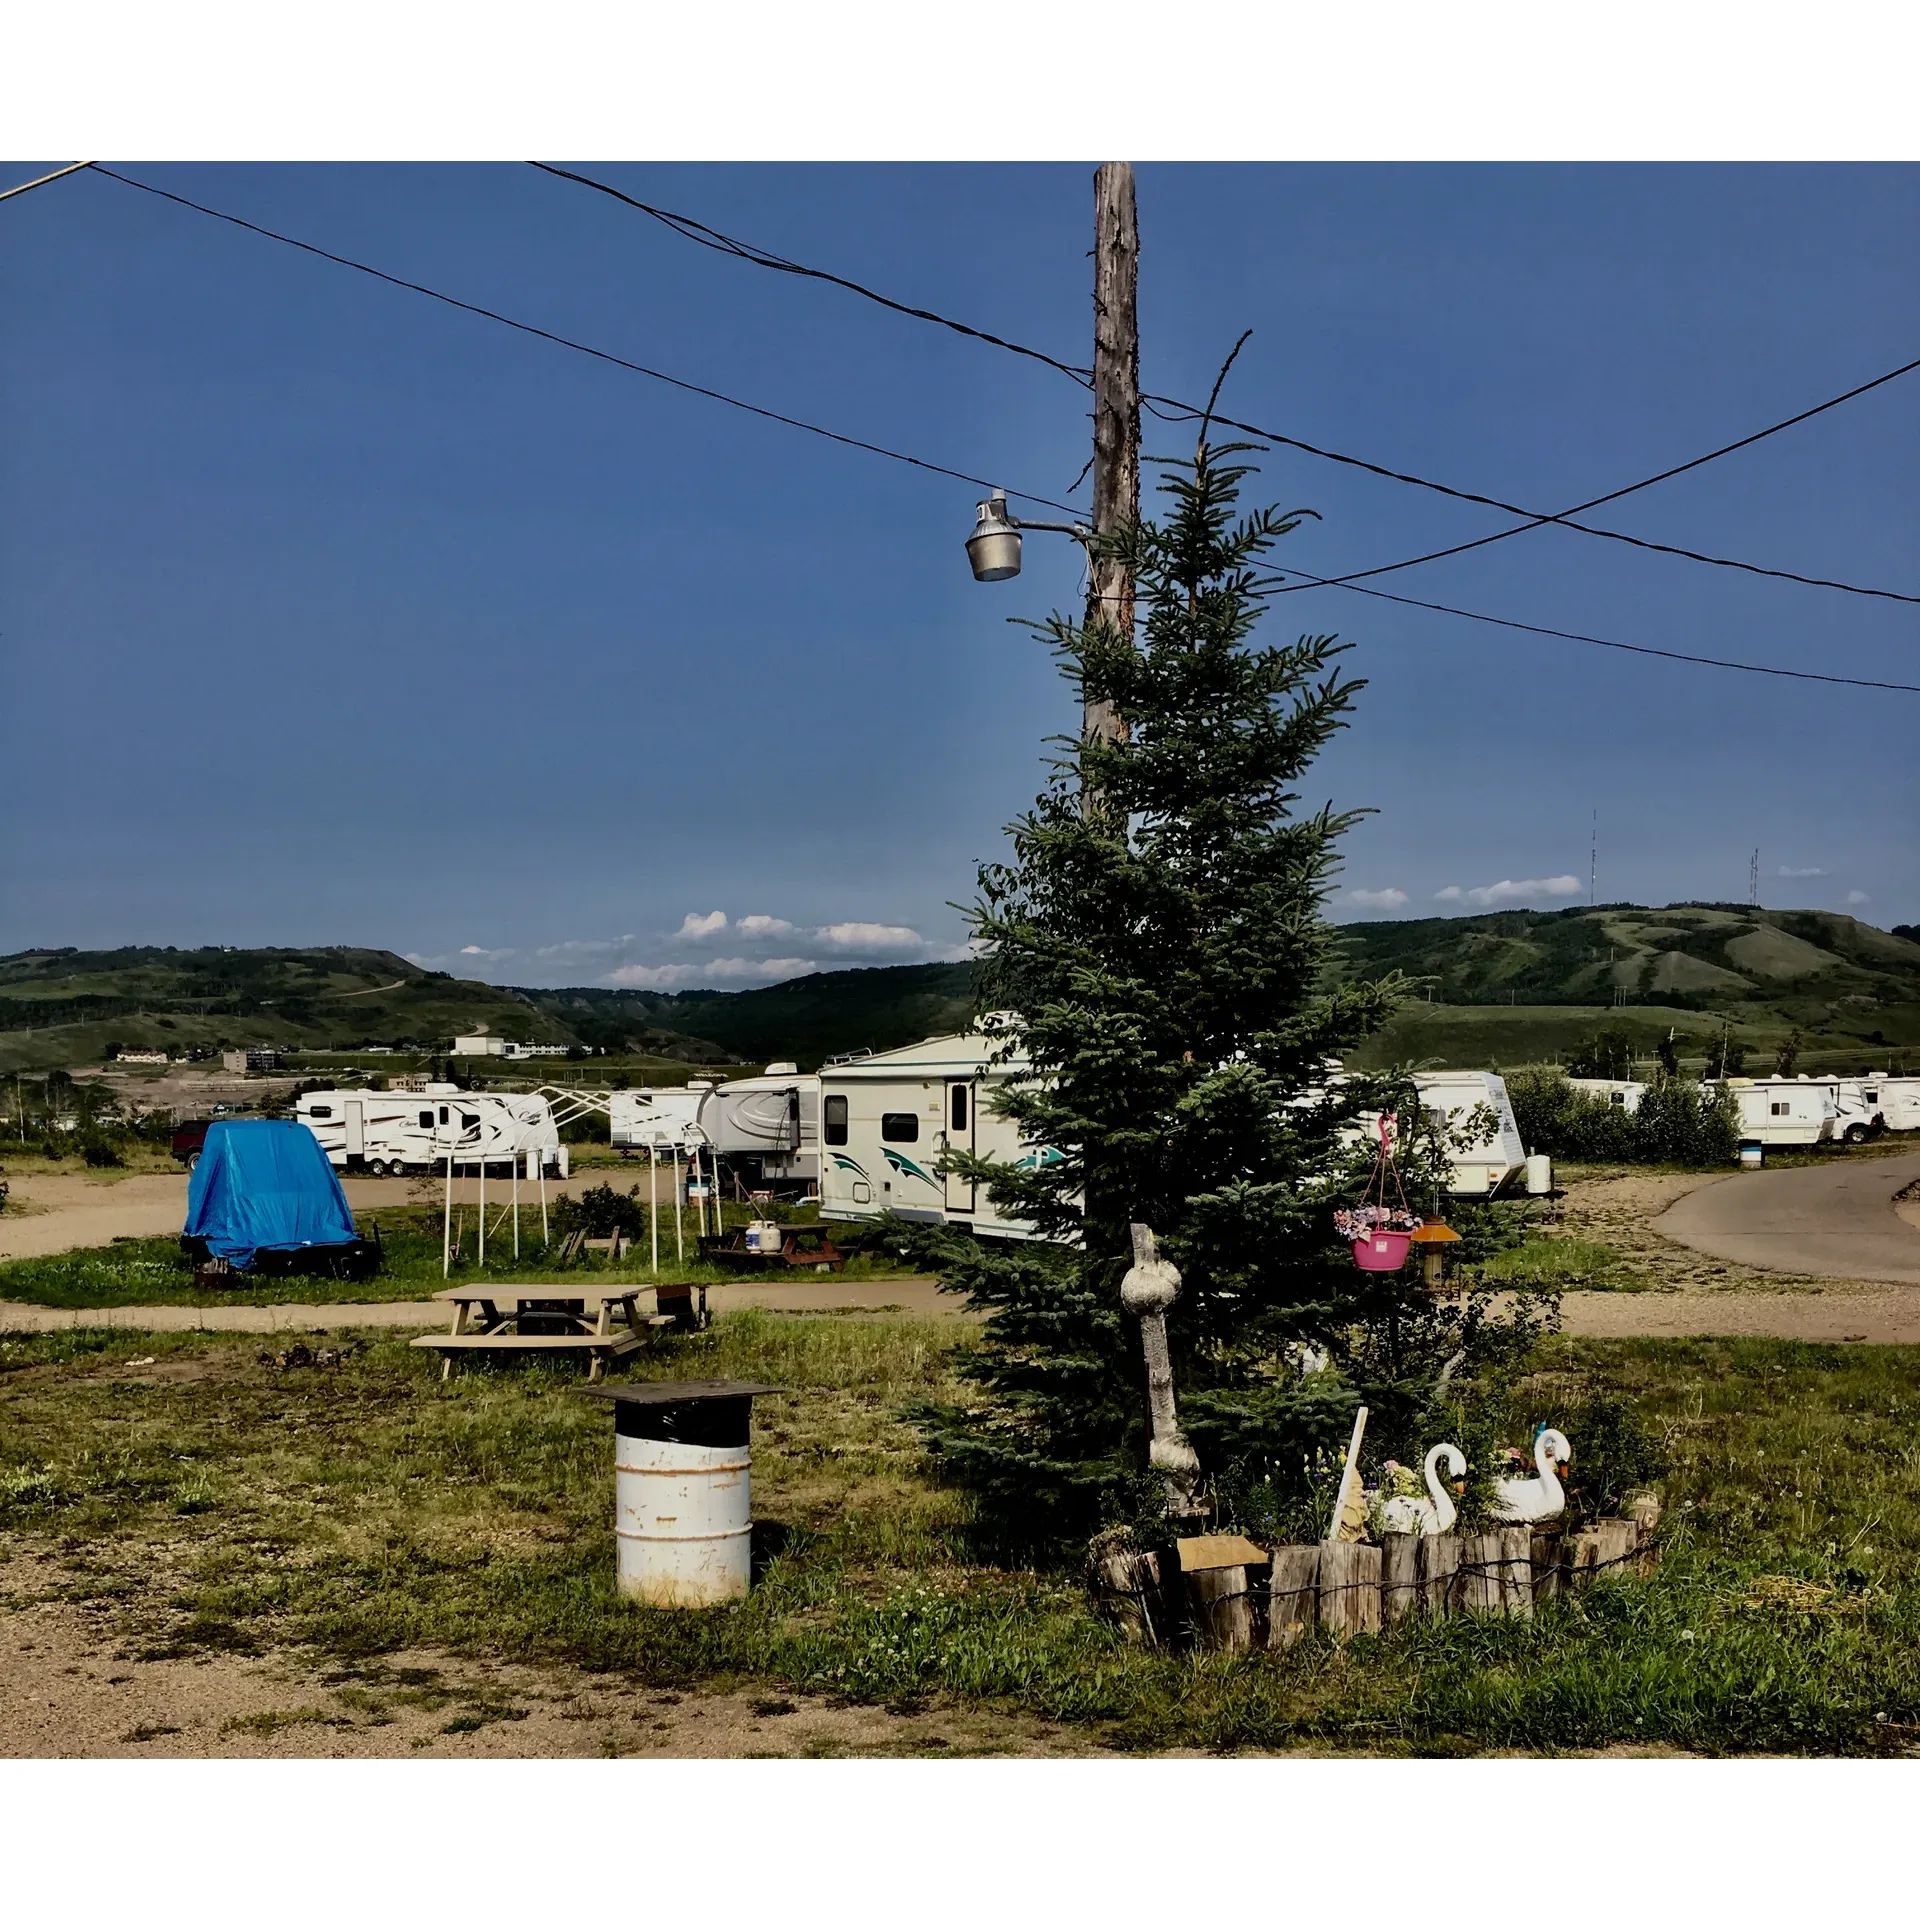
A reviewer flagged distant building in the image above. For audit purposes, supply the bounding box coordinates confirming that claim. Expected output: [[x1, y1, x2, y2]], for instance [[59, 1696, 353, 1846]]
[[503, 1042, 569, 1060], [117, 1048, 170, 1066], [389, 1073, 430, 1093], [452, 1035, 506, 1057], [221, 1048, 284, 1073]]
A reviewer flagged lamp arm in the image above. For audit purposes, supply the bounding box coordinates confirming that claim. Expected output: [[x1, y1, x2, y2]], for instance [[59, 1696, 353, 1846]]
[[1007, 515, 1089, 540]]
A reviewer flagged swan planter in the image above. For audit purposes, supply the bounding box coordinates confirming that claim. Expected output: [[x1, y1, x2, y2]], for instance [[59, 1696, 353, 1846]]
[[1488, 1427, 1572, 1525], [1374, 1443, 1468, 1536]]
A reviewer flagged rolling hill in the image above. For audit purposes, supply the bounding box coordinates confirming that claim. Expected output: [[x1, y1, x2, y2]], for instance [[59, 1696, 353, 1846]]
[[8, 905, 1916, 1080]]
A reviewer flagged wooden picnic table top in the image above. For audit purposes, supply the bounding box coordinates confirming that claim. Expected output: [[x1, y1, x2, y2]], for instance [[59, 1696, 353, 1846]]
[[432, 1281, 647, 1305]]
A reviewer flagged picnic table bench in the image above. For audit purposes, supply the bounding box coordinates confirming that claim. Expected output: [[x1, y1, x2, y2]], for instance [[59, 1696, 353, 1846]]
[[411, 1282, 671, 1382]]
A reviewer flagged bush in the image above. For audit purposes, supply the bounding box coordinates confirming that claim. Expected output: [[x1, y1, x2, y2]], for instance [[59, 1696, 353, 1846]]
[[1508, 1069, 1737, 1169], [80, 1138, 123, 1169], [551, 1182, 649, 1236]]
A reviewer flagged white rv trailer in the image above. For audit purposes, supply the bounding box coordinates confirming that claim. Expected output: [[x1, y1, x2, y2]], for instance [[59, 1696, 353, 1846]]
[[817, 1031, 1044, 1240], [295, 1086, 563, 1176], [1863, 1074, 1920, 1132], [1568, 1077, 1646, 1114], [1407, 1071, 1529, 1196], [695, 1068, 820, 1195], [1746, 1076, 1881, 1145], [1713, 1079, 1834, 1147]]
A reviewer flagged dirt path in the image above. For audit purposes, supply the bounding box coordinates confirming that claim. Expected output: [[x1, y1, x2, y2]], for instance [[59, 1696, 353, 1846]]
[[1651, 1150, 1920, 1286], [0, 1547, 1092, 1759]]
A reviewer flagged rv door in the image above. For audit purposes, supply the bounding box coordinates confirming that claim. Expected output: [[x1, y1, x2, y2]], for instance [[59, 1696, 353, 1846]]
[[944, 1080, 976, 1213], [344, 1099, 364, 1162]]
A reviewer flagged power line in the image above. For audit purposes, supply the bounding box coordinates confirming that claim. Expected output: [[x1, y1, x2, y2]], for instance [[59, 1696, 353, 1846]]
[[37, 166, 1916, 696], [531, 161, 1920, 607], [0, 161, 91, 204], [1252, 564, 1920, 694], [81, 164, 1079, 517]]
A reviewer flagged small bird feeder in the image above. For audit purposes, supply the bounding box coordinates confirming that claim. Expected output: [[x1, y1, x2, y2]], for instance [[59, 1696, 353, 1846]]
[[1409, 1217, 1461, 1293]]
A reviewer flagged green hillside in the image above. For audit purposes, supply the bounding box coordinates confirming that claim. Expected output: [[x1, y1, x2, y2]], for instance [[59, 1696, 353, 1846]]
[[520, 962, 979, 1073], [1332, 905, 1920, 1072], [0, 946, 576, 1072]]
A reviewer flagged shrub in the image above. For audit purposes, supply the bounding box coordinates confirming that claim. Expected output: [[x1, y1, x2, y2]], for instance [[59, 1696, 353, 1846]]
[[1508, 1069, 1737, 1169], [551, 1182, 649, 1237]]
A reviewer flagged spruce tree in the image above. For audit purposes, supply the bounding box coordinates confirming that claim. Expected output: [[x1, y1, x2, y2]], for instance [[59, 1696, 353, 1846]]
[[914, 425, 1411, 1533]]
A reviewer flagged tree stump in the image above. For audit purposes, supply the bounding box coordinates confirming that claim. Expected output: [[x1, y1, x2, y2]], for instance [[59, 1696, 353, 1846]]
[[1187, 1566, 1255, 1652], [1318, 1541, 1381, 1639], [1268, 1545, 1319, 1649], [1091, 1542, 1165, 1646], [1420, 1535, 1462, 1617], [1629, 1490, 1662, 1575], [1531, 1527, 1568, 1604], [1382, 1536, 1423, 1625], [1458, 1533, 1505, 1614], [1567, 1528, 1602, 1590], [1593, 1516, 1640, 1580], [1496, 1526, 1534, 1616]]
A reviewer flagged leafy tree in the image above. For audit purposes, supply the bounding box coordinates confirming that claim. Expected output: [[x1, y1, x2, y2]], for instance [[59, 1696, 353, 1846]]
[[911, 428, 1442, 1534], [1568, 1026, 1635, 1080], [1774, 1028, 1805, 1077], [1655, 1028, 1680, 1076]]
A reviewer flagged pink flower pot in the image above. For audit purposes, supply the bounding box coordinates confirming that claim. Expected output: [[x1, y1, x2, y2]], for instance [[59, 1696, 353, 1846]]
[[1352, 1230, 1412, 1272]]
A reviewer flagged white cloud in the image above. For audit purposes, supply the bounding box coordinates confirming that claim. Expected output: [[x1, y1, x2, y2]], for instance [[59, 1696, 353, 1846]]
[[736, 915, 795, 939], [675, 910, 728, 941], [604, 963, 702, 988], [814, 922, 926, 952], [1777, 866, 1827, 879], [701, 956, 820, 982], [460, 945, 484, 954], [1345, 887, 1409, 911], [1845, 889, 1870, 905], [1441, 875, 1583, 908]]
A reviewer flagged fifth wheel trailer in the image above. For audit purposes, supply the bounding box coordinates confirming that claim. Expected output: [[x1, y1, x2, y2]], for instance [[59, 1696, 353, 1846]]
[[295, 1086, 563, 1176], [817, 1032, 1044, 1240], [696, 1068, 819, 1195]]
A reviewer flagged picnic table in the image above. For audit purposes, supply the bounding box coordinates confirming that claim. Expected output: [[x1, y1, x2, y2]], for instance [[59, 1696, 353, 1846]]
[[411, 1281, 671, 1382], [694, 1223, 846, 1275]]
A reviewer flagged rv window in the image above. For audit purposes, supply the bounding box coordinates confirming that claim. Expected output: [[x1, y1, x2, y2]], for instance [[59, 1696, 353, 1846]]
[[1770, 1101, 1788, 1117], [418, 1111, 435, 1130], [310, 1106, 333, 1119], [823, 1096, 848, 1147], [881, 1111, 919, 1143], [462, 1112, 482, 1136], [438, 1106, 449, 1125], [1609, 1092, 1625, 1106], [950, 1084, 968, 1131]]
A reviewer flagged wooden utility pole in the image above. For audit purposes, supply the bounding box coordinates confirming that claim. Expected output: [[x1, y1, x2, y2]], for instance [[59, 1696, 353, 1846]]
[[1082, 162, 1140, 753]]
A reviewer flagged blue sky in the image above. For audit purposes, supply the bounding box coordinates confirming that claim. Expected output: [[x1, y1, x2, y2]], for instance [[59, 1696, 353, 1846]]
[[3, 162, 1915, 987]]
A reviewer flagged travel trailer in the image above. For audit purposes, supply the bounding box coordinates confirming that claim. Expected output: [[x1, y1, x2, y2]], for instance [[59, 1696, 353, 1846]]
[[1746, 1076, 1882, 1146], [1715, 1079, 1834, 1147], [1408, 1071, 1530, 1196], [1568, 1077, 1645, 1114], [1862, 1074, 1920, 1133], [817, 1031, 1043, 1240], [295, 1086, 563, 1176], [695, 1066, 819, 1196]]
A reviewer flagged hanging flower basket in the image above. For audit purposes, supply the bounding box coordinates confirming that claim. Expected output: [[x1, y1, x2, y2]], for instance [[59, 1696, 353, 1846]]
[[1335, 1114, 1419, 1271]]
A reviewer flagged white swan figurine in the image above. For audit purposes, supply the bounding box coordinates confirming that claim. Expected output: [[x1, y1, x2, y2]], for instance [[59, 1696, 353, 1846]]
[[1489, 1428, 1572, 1524], [1376, 1443, 1467, 1536]]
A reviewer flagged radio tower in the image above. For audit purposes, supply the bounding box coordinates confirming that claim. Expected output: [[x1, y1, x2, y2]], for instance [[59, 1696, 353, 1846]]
[[1749, 848, 1759, 908]]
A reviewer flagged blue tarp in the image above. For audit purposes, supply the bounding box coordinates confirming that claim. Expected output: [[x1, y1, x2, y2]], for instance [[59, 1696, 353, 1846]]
[[183, 1120, 359, 1270]]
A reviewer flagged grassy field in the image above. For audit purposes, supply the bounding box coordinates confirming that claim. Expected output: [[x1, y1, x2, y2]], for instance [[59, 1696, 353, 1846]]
[[2, 1314, 1916, 1753]]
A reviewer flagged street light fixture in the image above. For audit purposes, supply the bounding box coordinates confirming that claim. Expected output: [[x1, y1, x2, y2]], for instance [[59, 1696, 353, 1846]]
[[965, 489, 1088, 584]]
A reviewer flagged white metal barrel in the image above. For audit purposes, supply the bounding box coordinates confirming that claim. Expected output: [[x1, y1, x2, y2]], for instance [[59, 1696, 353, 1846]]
[[615, 1427, 750, 1606], [1525, 1153, 1552, 1195], [584, 1382, 782, 1607]]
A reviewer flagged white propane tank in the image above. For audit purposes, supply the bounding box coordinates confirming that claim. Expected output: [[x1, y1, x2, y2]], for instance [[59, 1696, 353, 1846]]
[[1525, 1153, 1553, 1196], [744, 1220, 783, 1254]]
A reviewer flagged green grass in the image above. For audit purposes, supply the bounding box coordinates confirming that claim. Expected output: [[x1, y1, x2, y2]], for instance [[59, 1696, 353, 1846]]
[[1476, 1233, 1645, 1291], [4, 1316, 1920, 1752]]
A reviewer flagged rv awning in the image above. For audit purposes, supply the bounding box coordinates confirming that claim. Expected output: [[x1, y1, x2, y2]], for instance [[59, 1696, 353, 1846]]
[[183, 1120, 359, 1269]]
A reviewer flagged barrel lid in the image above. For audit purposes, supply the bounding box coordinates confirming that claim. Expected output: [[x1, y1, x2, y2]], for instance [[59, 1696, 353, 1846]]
[[574, 1378, 785, 1406]]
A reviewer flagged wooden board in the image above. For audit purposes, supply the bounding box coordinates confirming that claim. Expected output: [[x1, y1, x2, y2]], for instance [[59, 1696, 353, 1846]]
[[1496, 1525, 1534, 1617], [1594, 1517, 1640, 1580], [1268, 1545, 1319, 1650], [1176, 1533, 1267, 1573], [1531, 1528, 1568, 1604], [434, 1284, 643, 1304], [1458, 1532, 1505, 1614]]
